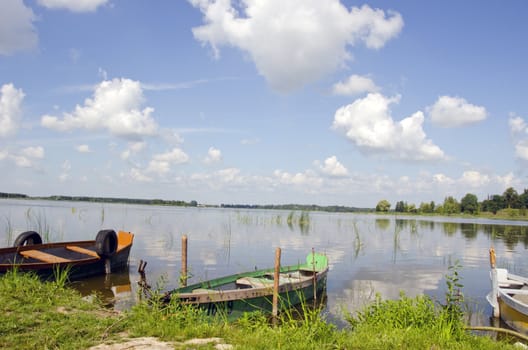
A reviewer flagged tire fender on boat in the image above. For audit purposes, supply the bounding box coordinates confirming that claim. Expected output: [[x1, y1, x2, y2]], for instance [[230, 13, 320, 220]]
[[95, 229, 118, 257], [13, 231, 43, 246]]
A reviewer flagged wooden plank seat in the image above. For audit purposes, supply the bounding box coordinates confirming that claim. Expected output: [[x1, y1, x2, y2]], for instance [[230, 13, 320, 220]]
[[19, 250, 71, 263], [502, 288, 528, 295], [66, 245, 99, 258], [237, 274, 307, 288], [236, 277, 274, 288], [192, 288, 216, 294]]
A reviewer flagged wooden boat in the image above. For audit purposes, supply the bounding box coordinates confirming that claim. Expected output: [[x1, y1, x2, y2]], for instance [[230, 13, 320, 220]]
[[157, 252, 328, 319], [487, 247, 528, 334], [0, 229, 134, 280]]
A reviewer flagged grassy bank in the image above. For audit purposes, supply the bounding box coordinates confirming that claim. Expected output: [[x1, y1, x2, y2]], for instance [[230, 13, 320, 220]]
[[0, 271, 524, 349]]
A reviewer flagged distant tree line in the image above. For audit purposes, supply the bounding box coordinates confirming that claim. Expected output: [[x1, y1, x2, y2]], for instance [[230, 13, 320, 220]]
[[0, 192, 28, 199], [220, 203, 371, 213], [0, 192, 198, 207], [375, 187, 528, 215]]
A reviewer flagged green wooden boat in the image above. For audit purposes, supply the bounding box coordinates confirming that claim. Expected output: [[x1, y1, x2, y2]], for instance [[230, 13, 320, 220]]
[[162, 252, 328, 319]]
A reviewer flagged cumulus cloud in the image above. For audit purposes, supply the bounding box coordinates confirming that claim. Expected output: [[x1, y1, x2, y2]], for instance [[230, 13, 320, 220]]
[[315, 156, 348, 177], [145, 148, 189, 175], [41, 78, 159, 140], [508, 114, 528, 161], [428, 96, 487, 127], [76, 144, 91, 153], [37, 0, 108, 12], [332, 93, 446, 161], [460, 170, 491, 188], [8, 146, 44, 168], [190, 0, 403, 92], [0, 0, 38, 55], [120, 141, 146, 160], [273, 169, 323, 188], [204, 146, 222, 164], [332, 74, 379, 96], [0, 83, 25, 137]]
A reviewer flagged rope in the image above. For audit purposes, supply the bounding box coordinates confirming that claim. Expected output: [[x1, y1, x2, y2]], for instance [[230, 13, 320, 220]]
[[466, 325, 528, 343]]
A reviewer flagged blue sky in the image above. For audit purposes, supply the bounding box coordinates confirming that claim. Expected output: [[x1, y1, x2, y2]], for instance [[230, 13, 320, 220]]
[[1, 0, 528, 208]]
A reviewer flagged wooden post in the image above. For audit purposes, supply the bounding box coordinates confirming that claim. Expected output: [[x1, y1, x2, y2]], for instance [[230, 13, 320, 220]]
[[272, 247, 281, 322], [489, 247, 500, 318], [311, 248, 317, 304], [181, 235, 188, 287]]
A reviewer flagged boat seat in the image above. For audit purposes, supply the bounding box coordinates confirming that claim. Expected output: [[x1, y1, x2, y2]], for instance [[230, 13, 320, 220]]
[[501, 288, 528, 295], [192, 288, 216, 294], [66, 245, 99, 258], [236, 277, 274, 288], [496, 268, 525, 287], [20, 250, 71, 263]]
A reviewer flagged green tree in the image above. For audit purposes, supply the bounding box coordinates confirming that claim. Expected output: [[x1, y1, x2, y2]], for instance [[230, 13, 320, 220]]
[[375, 199, 391, 212], [460, 193, 478, 214], [443, 196, 460, 215], [395, 201, 405, 212], [503, 187, 520, 208], [419, 202, 431, 213]]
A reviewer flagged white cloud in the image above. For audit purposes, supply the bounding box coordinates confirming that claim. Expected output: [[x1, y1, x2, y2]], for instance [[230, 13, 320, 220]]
[[61, 159, 71, 171], [37, 0, 108, 12], [76, 144, 91, 153], [21, 146, 44, 159], [146, 148, 189, 175], [332, 93, 446, 161], [428, 96, 487, 127], [121, 141, 146, 160], [514, 140, 528, 161], [41, 78, 159, 140], [460, 170, 490, 188], [8, 146, 44, 168], [509, 114, 526, 134], [508, 115, 528, 161], [316, 156, 348, 177], [332, 74, 379, 96], [273, 169, 323, 188], [204, 147, 222, 164], [0, 0, 37, 55], [128, 168, 153, 183], [190, 0, 403, 92], [0, 83, 25, 137]]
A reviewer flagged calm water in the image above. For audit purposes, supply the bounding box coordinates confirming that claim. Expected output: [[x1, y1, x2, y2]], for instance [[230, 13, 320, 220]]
[[3, 199, 528, 327]]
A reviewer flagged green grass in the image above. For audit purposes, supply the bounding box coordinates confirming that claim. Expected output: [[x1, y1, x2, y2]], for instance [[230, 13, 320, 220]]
[[0, 271, 522, 349]]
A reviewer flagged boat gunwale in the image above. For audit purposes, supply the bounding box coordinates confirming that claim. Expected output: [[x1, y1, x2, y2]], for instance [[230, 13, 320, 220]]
[[0, 231, 134, 271], [172, 265, 329, 304]]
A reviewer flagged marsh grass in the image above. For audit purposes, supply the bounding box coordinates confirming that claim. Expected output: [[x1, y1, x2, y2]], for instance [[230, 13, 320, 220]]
[[3, 214, 13, 246], [25, 207, 52, 242], [0, 270, 520, 350]]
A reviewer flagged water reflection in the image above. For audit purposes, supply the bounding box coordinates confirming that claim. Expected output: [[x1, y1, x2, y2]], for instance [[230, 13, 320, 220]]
[[3, 199, 528, 331]]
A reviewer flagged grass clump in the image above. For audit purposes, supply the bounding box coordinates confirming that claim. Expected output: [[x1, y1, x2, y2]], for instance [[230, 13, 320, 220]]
[[0, 270, 123, 349], [0, 268, 522, 349]]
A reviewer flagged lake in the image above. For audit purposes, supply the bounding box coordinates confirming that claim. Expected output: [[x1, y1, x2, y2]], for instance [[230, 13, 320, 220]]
[[2, 198, 528, 328]]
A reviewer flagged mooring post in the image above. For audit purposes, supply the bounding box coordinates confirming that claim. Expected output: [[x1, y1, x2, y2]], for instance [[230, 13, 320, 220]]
[[312, 247, 317, 304], [272, 247, 281, 323], [489, 247, 500, 318], [181, 235, 188, 287]]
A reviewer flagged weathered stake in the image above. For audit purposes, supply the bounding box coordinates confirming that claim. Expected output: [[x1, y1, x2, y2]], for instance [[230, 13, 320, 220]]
[[272, 247, 281, 322], [489, 247, 500, 318], [181, 235, 188, 287]]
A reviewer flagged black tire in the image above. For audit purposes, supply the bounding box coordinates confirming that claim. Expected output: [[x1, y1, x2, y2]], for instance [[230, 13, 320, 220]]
[[95, 229, 118, 257], [13, 231, 43, 247]]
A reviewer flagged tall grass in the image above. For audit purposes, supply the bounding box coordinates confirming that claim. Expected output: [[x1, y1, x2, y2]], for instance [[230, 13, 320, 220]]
[[0, 270, 518, 350], [3, 215, 13, 246]]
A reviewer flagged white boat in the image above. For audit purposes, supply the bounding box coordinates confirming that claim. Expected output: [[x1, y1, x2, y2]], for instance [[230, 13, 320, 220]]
[[487, 248, 528, 334]]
